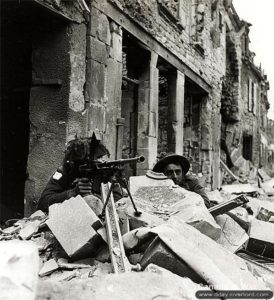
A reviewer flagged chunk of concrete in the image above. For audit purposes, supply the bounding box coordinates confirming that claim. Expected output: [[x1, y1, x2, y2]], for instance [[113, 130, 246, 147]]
[[269, 216, 274, 223], [150, 217, 267, 289], [0, 240, 39, 300], [260, 178, 274, 196], [128, 175, 221, 239], [19, 220, 41, 240], [129, 172, 173, 195], [83, 194, 103, 217], [247, 218, 274, 259], [39, 259, 59, 277], [140, 236, 206, 284], [221, 184, 259, 195], [122, 227, 152, 252], [116, 198, 163, 230], [29, 210, 46, 220], [57, 258, 92, 270], [46, 196, 105, 259], [215, 214, 249, 252], [2, 225, 21, 235]]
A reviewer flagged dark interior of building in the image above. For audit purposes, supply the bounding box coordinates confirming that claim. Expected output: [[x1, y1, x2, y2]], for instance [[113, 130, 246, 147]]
[[0, 1, 66, 222]]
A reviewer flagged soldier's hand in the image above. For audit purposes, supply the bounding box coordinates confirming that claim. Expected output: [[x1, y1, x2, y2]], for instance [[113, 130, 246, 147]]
[[70, 177, 93, 197], [77, 178, 93, 195]]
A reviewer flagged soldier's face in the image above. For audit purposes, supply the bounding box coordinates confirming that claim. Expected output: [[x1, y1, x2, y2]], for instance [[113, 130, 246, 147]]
[[164, 163, 184, 185]]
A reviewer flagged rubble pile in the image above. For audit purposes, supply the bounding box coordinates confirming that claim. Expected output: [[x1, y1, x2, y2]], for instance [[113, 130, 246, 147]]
[[1, 172, 274, 299]]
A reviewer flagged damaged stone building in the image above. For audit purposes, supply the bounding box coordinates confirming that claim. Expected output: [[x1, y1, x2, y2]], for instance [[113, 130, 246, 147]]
[[0, 0, 272, 222]]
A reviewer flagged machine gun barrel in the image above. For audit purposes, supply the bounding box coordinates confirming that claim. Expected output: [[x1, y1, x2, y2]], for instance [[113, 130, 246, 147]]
[[97, 155, 145, 168]]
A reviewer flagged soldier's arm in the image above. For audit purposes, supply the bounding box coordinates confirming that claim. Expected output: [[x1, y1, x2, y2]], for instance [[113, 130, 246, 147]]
[[37, 170, 75, 213], [186, 176, 211, 208]]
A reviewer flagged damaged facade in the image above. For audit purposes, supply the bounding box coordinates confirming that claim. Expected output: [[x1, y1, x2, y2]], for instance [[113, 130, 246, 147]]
[[1, 0, 273, 221]]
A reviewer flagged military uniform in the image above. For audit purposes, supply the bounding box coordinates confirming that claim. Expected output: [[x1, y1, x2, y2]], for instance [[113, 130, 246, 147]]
[[38, 166, 123, 213], [180, 174, 211, 208]]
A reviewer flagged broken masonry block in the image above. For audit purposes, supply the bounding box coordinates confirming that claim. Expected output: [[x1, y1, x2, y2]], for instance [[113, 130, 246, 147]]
[[140, 236, 207, 285], [116, 205, 130, 235], [129, 174, 221, 239], [221, 184, 259, 196], [122, 227, 153, 252], [46, 196, 106, 260], [83, 194, 103, 217], [0, 240, 39, 300], [29, 210, 46, 220], [39, 259, 59, 277], [215, 214, 249, 253], [19, 220, 41, 240], [1, 225, 21, 235], [246, 218, 274, 259]]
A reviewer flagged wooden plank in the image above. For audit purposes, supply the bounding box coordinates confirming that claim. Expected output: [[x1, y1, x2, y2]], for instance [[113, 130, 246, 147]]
[[220, 159, 244, 183], [209, 195, 249, 217], [101, 183, 131, 273]]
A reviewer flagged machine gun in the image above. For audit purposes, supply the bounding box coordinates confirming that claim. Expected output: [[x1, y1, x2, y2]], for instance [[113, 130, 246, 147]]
[[79, 155, 145, 217]]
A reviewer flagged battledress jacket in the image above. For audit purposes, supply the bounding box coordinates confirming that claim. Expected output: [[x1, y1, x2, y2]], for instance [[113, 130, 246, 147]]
[[180, 174, 211, 208], [38, 166, 122, 213]]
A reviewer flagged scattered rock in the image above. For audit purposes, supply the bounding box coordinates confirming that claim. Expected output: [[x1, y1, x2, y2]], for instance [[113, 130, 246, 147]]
[[19, 220, 41, 240], [39, 259, 59, 277], [150, 216, 267, 289], [46, 196, 106, 259], [221, 183, 259, 196], [215, 214, 249, 252]]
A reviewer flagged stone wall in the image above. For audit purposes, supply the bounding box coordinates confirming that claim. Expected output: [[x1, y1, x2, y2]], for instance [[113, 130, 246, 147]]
[[25, 1, 86, 215], [93, 0, 229, 188]]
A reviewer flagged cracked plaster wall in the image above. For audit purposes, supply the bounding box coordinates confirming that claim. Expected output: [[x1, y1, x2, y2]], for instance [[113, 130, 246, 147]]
[[25, 2, 87, 215]]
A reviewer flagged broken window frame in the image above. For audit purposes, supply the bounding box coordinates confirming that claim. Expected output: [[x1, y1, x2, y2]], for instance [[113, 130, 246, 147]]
[[242, 134, 253, 161]]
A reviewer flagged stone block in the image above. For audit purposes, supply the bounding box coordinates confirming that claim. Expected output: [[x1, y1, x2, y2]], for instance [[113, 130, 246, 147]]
[[116, 197, 163, 230], [88, 7, 111, 45], [19, 220, 41, 240], [84, 194, 103, 216], [106, 57, 122, 107], [140, 236, 206, 284], [87, 36, 108, 64], [39, 259, 59, 277], [260, 178, 274, 196], [246, 218, 274, 259], [122, 227, 152, 252], [129, 173, 172, 195], [0, 241, 39, 300], [109, 32, 122, 62], [88, 103, 106, 133], [116, 206, 130, 235], [128, 206, 163, 229], [46, 196, 105, 259], [85, 59, 105, 102], [29, 210, 46, 220], [221, 183, 259, 195], [215, 214, 249, 253], [150, 219, 267, 289], [129, 175, 221, 240]]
